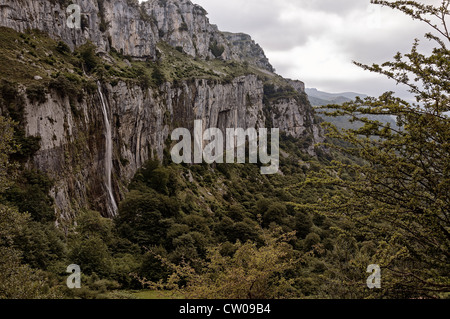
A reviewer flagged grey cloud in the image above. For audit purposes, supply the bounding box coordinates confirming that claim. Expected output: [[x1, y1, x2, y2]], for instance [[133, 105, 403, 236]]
[[291, 0, 369, 15]]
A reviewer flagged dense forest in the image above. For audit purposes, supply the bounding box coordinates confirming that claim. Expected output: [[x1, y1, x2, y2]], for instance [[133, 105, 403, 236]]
[[0, 0, 449, 299]]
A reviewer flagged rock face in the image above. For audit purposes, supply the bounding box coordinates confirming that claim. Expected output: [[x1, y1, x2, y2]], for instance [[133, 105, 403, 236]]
[[223, 32, 275, 73], [24, 75, 267, 219], [0, 0, 323, 219], [0, 0, 274, 70]]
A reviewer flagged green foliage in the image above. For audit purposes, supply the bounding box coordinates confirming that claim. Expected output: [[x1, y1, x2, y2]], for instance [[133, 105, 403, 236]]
[[0, 246, 62, 299], [0, 82, 41, 161], [0, 81, 24, 124], [141, 228, 300, 299], [263, 83, 300, 103], [302, 0, 450, 297], [26, 83, 47, 104], [214, 217, 261, 244], [55, 41, 70, 54], [0, 205, 63, 298], [262, 202, 287, 227], [49, 74, 84, 103], [68, 236, 112, 276], [116, 190, 178, 247], [293, 211, 313, 239], [209, 40, 225, 58], [3, 1, 447, 300], [140, 247, 170, 283], [152, 63, 166, 87], [130, 160, 180, 195], [13, 220, 66, 270], [4, 169, 55, 222], [77, 42, 100, 73], [304, 233, 321, 252], [0, 116, 17, 193]]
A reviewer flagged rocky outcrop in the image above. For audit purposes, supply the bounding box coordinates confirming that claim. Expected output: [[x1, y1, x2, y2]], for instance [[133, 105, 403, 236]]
[[223, 32, 274, 73]]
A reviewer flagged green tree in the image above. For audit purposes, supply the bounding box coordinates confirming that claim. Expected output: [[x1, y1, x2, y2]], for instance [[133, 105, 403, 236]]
[[116, 190, 175, 247], [0, 116, 16, 193], [77, 42, 99, 73], [0, 205, 62, 299], [4, 169, 55, 222], [306, 0, 450, 297], [141, 228, 300, 299], [209, 40, 225, 58], [0, 116, 62, 298], [68, 236, 112, 276]]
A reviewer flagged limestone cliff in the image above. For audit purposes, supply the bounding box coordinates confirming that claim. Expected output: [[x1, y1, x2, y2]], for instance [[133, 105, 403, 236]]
[[0, 0, 323, 220], [0, 0, 273, 70], [25, 75, 267, 220]]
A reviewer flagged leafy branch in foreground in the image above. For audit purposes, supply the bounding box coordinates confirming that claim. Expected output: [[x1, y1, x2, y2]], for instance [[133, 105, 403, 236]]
[[137, 228, 301, 299], [308, 0, 449, 298]]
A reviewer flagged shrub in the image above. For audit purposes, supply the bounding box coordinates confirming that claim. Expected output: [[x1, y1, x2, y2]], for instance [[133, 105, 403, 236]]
[[152, 64, 166, 87], [26, 84, 47, 104], [4, 169, 54, 222], [68, 236, 112, 276], [49, 74, 84, 103], [77, 43, 99, 73], [304, 233, 321, 251], [209, 41, 225, 58], [56, 41, 70, 54]]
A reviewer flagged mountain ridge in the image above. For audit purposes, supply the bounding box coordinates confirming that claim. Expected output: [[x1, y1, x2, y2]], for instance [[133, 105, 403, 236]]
[[306, 88, 398, 130], [305, 88, 368, 107]]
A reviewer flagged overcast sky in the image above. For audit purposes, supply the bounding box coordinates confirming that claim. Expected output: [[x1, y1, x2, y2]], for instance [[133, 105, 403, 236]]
[[143, 0, 442, 98]]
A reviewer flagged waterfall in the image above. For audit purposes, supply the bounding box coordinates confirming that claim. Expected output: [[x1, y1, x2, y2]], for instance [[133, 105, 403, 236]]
[[97, 82, 118, 217]]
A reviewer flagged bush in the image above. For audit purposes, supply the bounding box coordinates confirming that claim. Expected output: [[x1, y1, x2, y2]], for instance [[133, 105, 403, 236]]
[[68, 236, 112, 276], [294, 211, 313, 239], [11, 132, 41, 161], [49, 74, 84, 103], [77, 43, 99, 73], [56, 41, 70, 54], [13, 221, 66, 270], [4, 170, 54, 222], [304, 233, 321, 251], [116, 190, 178, 246], [262, 202, 287, 227], [152, 64, 166, 87], [209, 41, 225, 58], [26, 84, 47, 104]]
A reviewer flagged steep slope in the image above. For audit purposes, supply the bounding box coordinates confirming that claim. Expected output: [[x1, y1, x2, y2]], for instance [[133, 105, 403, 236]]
[[0, 0, 323, 220]]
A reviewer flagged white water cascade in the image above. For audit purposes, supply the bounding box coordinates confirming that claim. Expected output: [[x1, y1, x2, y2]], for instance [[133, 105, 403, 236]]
[[97, 82, 118, 217]]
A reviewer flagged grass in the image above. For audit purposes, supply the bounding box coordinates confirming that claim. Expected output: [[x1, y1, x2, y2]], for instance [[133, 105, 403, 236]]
[[130, 290, 185, 299], [0, 27, 89, 85], [0, 25, 297, 95]]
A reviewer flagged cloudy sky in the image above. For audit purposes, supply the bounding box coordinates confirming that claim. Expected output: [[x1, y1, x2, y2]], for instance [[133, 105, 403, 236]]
[[145, 0, 442, 98]]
